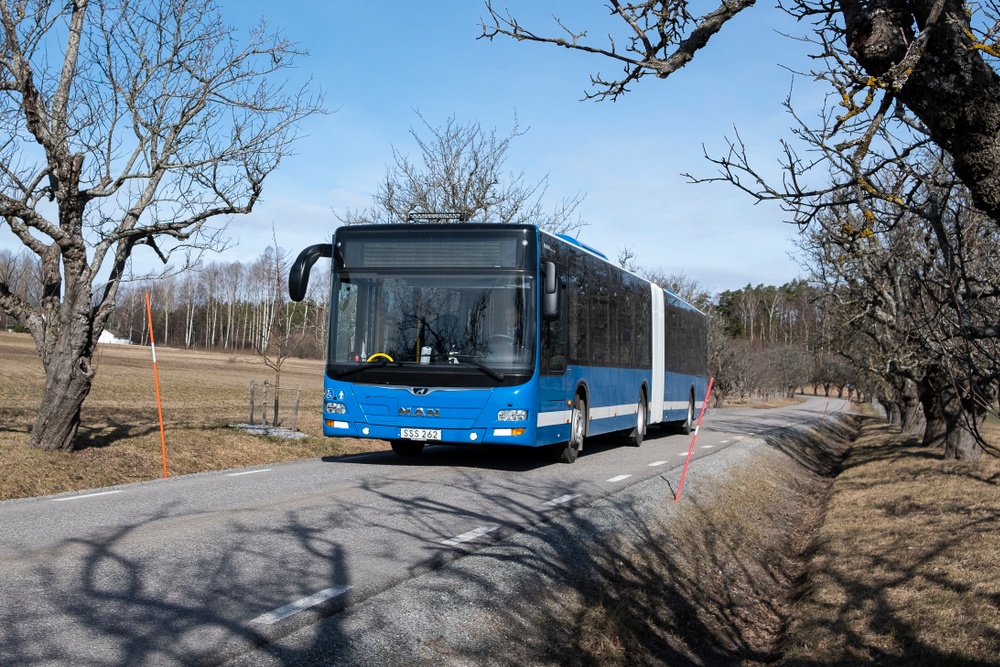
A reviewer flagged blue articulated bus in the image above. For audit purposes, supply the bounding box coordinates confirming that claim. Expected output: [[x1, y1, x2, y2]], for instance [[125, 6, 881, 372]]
[[288, 223, 708, 463]]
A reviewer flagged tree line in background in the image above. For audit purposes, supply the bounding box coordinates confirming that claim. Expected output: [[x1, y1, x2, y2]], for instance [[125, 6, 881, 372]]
[[0, 246, 328, 359], [3, 237, 858, 410], [3, 219, 985, 463]]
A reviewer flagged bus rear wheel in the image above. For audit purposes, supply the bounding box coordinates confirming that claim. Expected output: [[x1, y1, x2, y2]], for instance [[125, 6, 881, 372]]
[[681, 395, 695, 435], [390, 440, 425, 456], [553, 395, 586, 464], [626, 393, 647, 447]]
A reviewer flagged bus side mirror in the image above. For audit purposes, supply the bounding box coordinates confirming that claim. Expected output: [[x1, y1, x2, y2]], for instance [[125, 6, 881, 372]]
[[542, 261, 560, 321], [288, 243, 332, 302]]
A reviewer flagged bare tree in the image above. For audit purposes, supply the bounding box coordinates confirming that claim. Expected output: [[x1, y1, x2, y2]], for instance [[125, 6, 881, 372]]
[[0, 0, 322, 451], [799, 154, 1000, 459], [483, 0, 1000, 460], [482, 1, 757, 102], [338, 113, 586, 235], [482, 1, 1000, 228]]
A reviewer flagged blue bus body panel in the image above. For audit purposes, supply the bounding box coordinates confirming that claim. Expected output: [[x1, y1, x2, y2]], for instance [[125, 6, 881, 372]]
[[536, 367, 706, 445], [323, 376, 542, 447]]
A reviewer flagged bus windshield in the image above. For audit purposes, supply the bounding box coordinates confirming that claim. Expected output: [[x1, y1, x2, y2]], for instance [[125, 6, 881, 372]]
[[331, 271, 535, 378]]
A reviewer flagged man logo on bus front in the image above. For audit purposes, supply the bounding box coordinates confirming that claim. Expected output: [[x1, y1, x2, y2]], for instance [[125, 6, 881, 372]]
[[399, 407, 440, 417], [413, 387, 429, 395]]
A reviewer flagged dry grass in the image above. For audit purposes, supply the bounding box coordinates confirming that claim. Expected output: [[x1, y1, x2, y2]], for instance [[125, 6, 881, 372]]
[[0, 331, 386, 500], [778, 419, 1000, 666]]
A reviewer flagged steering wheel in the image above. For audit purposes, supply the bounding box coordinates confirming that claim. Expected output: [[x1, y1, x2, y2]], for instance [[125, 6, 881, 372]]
[[366, 352, 394, 362], [488, 334, 515, 345]]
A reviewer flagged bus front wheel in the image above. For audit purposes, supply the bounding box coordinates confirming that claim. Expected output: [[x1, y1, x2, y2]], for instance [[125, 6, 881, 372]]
[[553, 395, 586, 464]]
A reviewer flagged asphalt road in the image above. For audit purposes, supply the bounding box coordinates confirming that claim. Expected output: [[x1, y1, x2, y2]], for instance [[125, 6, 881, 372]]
[[0, 396, 849, 666]]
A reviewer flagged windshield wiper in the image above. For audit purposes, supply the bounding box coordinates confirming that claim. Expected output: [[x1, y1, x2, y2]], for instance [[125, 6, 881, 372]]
[[447, 354, 505, 381], [335, 360, 395, 379]]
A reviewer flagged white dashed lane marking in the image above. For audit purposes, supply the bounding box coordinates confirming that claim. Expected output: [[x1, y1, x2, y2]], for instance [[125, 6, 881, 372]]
[[649, 461, 668, 467], [442, 526, 497, 546], [252, 585, 352, 624], [545, 494, 581, 506], [606, 475, 632, 483], [52, 490, 124, 502]]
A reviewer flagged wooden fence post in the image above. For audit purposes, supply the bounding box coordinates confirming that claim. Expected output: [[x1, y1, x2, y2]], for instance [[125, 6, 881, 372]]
[[249, 380, 256, 424], [292, 385, 301, 432], [262, 381, 269, 425]]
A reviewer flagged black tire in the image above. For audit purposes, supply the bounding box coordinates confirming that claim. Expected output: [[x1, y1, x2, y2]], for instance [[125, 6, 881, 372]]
[[625, 391, 647, 447], [390, 440, 425, 456], [681, 395, 695, 435], [553, 395, 586, 463]]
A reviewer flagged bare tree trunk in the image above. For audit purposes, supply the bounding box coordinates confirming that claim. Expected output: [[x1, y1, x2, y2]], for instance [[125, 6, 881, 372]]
[[920, 380, 948, 448], [899, 378, 926, 439], [886, 401, 902, 427], [29, 331, 96, 451], [938, 383, 984, 461]]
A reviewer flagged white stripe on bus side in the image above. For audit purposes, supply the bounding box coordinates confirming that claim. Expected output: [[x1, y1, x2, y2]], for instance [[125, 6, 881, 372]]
[[588, 403, 640, 420], [537, 410, 572, 427], [539, 400, 703, 429]]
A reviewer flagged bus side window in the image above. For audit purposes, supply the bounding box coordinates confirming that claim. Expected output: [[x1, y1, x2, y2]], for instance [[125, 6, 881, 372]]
[[541, 317, 566, 374], [541, 266, 567, 375]]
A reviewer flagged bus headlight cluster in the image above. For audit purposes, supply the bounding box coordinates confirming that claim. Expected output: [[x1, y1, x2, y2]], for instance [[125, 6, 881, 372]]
[[498, 409, 528, 422], [325, 402, 347, 415]]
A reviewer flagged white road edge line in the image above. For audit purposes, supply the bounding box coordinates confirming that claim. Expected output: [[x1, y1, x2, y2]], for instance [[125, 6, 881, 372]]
[[52, 490, 124, 502], [226, 469, 272, 477], [649, 461, 668, 467], [442, 526, 497, 546], [252, 585, 352, 624], [545, 494, 581, 506], [606, 474, 632, 483]]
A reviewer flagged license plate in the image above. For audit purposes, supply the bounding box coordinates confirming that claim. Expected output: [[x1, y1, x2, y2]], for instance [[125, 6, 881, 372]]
[[400, 428, 441, 441]]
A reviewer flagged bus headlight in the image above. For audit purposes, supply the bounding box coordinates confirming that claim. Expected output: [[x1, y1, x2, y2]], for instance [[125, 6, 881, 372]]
[[498, 409, 528, 421], [325, 402, 347, 415]]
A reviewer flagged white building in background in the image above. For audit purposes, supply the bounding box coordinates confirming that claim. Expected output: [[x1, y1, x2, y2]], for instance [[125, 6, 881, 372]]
[[98, 330, 131, 345]]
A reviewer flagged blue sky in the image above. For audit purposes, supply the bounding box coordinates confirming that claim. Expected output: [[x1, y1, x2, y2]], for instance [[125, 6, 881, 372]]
[[4, 2, 823, 294]]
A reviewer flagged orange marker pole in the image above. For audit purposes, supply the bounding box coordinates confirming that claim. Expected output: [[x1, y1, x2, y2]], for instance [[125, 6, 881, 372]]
[[145, 292, 169, 478], [674, 376, 715, 503]]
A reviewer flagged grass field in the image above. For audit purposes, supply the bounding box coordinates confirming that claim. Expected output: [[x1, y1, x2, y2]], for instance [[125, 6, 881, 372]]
[[0, 331, 385, 500]]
